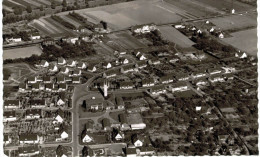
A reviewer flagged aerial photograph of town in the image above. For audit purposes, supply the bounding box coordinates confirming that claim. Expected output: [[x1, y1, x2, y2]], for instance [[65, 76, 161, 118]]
[[1, 0, 258, 156]]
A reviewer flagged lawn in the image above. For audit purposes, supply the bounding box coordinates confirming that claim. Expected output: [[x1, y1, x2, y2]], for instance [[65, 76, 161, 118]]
[[210, 14, 257, 31], [222, 28, 257, 56], [158, 25, 195, 48], [3, 46, 43, 60]]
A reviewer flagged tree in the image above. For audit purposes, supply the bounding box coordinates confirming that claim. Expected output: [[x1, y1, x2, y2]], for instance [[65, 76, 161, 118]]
[[82, 146, 89, 157], [62, 0, 67, 7], [26, 6, 32, 13], [40, 5, 44, 11], [51, 0, 56, 9], [14, 7, 23, 15]]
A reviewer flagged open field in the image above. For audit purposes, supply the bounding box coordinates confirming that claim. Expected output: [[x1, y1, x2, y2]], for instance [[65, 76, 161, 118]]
[[3, 46, 43, 60], [158, 25, 195, 48], [210, 14, 257, 31], [73, 0, 183, 30], [106, 31, 147, 50], [222, 28, 257, 56]]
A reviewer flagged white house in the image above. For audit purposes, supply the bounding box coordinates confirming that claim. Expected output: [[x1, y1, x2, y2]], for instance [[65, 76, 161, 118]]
[[142, 79, 155, 87], [19, 134, 39, 144], [151, 85, 166, 95], [208, 75, 225, 83], [88, 65, 97, 72], [53, 115, 64, 124], [60, 67, 70, 74], [171, 82, 188, 93], [219, 33, 224, 39], [103, 62, 112, 69], [137, 53, 147, 61], [8, 37, 22, 43], [67, 60, 76, 67], [28, 76, 37, 84], [175, 25, 185, 29], [3, 111, 17, 122], [133, 24, 157, 34], [49, 64, 58, 72], [209, 27, 215, 33], [30, 33, 41, 40], [4, 135, 11, 145], [77, 62, 87, 69], [18, 146, 40, 157], [4, 100, 20, 109], [72, 77, 81, 84], [58, 57, 66, 65], [56, 131, 69, 141], [38, 60, 49, 67], [82, 134, 93, 143], [25, 109, 41, 119], [134, 139, 143, 147]]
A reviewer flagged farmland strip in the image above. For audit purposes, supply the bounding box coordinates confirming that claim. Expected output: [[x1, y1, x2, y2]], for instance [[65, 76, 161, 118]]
[[44, 17, 73, 36], [3, 5, 14, 12], [40, 18, 63, 34], [51, 15, 77, 30], [12, 0, 37, 8], [62, 15, 82, 28], [3, 0, 24, 9], [34, 0, 51, 6], [23, 0, 42, 7], [8, 0, 27, 8]]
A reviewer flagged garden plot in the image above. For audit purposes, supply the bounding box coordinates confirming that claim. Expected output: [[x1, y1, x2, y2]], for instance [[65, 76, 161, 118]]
[[3, 5, 14, 12], [222, 28, 257, 56], [3, 46, 43, 60], [158, 25, 195, 48], [34, 0, 51, 6], [61, 15, 83, 29], [23, 0, 42, 7], [3, 0, 25, 8]]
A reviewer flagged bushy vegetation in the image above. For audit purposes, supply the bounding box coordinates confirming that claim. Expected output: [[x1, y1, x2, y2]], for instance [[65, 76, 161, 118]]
[[134, 30, 169, 46]]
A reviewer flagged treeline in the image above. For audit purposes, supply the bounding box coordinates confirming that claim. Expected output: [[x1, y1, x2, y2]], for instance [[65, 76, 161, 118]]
[[68, 11, 95, 31], [134, 30, 169, 46], [4, 40, 96, 65], [51, 15, 77, 30]]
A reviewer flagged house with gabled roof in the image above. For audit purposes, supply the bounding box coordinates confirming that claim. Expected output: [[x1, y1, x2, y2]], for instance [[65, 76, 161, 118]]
[[132, 134, 145, 147], [58, 83, 67, 91], [43, 76, 52, 83], [45, 83, 54, 91], [70, 69, 81, 76], [135, 61, 147, 69], [30, 32, 41, 40], [27, 76, 37, 84], [103, 69, 118, 78], [208, 74, 225, 83], [192, 71, 207, 79], [49, 64, 59, 72], [194, 78, 209, 86], [4, 100, 20, 109], [19, 83, 27, 92], [103, 62, 112, 69], [121, 64, 136, 73], [82, 131, 94, 143], [140, 147, 156, 156], [57, 97, 66, 106], [88, 65, 97, 72], [119, 114, 130, 131], [125, 148, 137, 157], [133, 51, 141, 57], [207, 67, 223, 75], [137, 53, 147, 61], [67, 60, 77, 67], [102, 118, 111, 131], [53, 109, 64, 124], [171, 82, 188, 93], [37, 60, 49, 68], [56, 76, 66, 84], [32, 83, 41, 91], [25, 109, 41, 119], [223, 73, 234, 80], [58, 57, 66, 65], [175, 74, 190, 81], [60, 67, 70, 74], [3, 111, 17, 122], [77, 62, 87, 69], [142, 79, 155, 87], [19, 133, 40, 144], [72, 77, 81, 84], [120, 82, 135, 89], [148, 58, 161, 65], [18, 145, 40, 157], [127, 113, 146, 130], [160, 75, 174, 84], [150, 85, 166, 95], [30, 99, 46, 108], [4, 134, 11, 145], [56, 130, 69, 142]]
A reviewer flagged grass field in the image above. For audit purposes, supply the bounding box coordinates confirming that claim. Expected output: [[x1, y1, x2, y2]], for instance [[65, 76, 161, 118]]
[[210, 14, 257, 31], [73, 0, 183, 30], [222, 28, 257, 56], [158, 25, 195, 48], [3, 46, 43, 60]]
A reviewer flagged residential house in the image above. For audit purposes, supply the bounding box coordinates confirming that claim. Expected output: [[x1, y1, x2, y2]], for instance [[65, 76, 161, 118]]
[[4, 134, 11, 145], [67, 60, 77, 67], [58, 57, 66, 65], [7, 36, 22, 43], [60, 67, 70, 74], [121, 58, 129, 64], [127, 113, 146, 130], [224, 73, 234, 80], [120, 82, 135, 89], [136, 53, 147, 61], [194, 78, 209, 86], [119, 114, 131, 131], [171, 82, 188, 92], [218, 32, 224, 38], [207, 68, 223, 75], [83, 98, 104, 111], [49, 64, 59, 72], [103, 69, 118, 78], [72, 77, 81, 84], [70, 69, 81, 76], [58, 83, 67, 91], [175, 74, 190, 81], [142, 79, 155, 87], [30, 99, 46, 108], [88, 65, 97, 72], [115, 132, 124, 141], [53, 109, 64, 124], [77, 62, 87, 69], [121, 64, 136, 73], [3, 111, 16, 122], [56, 145, 70, 157], [28, 76, 37, 84], [43, 76, 52, 83], [139, 147, 155, 156], [102, 118, 111, 131], [103, 62, 112, 69], [160, 75, 174, 84], [135, 61, 147, 69], [148, 58, 161, 65], [18, 146, 40, 157], [125, 148, 137, 157], [19, 83, 27, 92], [56, 76, 66, 84], [150, 85, 166, 95], [132, 24, 157, 34], [25, 109, 41, 119], [4, 100, 20, 109], [132, 134, 145, 147], [82, 132, 93, 143], [175, 24, 185, 29], [32, 83, 41, 91], [85, 121, 94, 132], [235, 51, 247, 59], [57, 97, 66, 106], [208, 74, 225, 83], [56, 131, 69, 142], [30, 32, 41, 40], [45, 83, 54, 91], [222, 66, 236, 73], [38, 60, 49, 68], [192, 71, 207, 79], [133, 51, 141, 57], [19, 133, 40, 144]]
